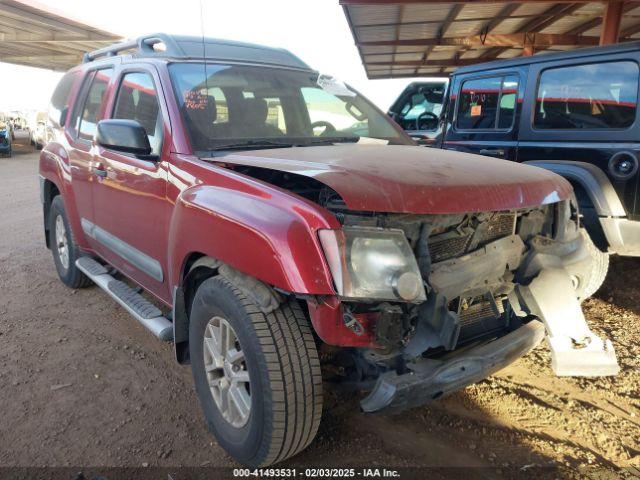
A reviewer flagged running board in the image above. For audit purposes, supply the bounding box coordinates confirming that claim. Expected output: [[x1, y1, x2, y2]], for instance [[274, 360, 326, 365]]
[[76, 257, 174, 341]]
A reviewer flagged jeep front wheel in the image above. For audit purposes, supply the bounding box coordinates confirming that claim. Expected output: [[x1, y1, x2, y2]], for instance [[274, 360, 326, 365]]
[[189, 276, 323, 467]]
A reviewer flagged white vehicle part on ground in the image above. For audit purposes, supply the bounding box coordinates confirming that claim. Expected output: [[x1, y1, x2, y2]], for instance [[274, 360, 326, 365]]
[[515, 267, 619, 377]]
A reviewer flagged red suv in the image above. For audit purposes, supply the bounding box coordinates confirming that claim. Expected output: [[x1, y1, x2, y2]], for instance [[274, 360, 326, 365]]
[[39, 34, 618, 467]]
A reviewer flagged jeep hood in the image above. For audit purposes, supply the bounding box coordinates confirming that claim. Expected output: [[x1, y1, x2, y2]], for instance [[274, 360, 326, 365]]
[[218, 145, 572, 214]]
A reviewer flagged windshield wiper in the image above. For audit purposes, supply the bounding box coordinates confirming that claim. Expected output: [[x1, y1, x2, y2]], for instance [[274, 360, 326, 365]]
[[205, 136, 361, 153], [209, 139, 296, 152], [298, 136, 360, 146]]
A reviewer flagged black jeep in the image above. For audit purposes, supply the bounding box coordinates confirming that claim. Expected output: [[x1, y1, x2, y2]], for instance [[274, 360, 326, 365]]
[[389, 41, 640, 260]]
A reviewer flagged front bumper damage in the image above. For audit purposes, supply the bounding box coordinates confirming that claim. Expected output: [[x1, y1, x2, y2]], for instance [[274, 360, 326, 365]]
[[361, 320, 546, 412], [360, 229, 619, 413], [514, 268, 619, 377]]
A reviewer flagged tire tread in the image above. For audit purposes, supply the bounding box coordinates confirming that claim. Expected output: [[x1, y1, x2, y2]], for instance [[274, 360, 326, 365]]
[[212, 276, 322, 466]]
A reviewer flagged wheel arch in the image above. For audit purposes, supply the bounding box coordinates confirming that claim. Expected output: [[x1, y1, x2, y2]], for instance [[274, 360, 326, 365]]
[[524, 160, 626, 252], [173, 253, 292, 365], [523, 160, 626, 217], [40, 177, 61, 249]]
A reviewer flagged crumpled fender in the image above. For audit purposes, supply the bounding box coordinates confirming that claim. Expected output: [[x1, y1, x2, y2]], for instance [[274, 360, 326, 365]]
[[167, 181, 340, 294]]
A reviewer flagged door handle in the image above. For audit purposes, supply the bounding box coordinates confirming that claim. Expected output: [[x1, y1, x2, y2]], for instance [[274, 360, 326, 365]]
[[479, 148, 505, 157], [92, 165, 108, 178]]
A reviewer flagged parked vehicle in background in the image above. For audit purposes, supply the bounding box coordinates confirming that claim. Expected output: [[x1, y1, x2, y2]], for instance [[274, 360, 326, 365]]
[[0, 117, 12, 157], [39, 34, 618, 468], [29, 111, 48, 149], [389, 41, 640, 262], [388, 79, 448, 146]]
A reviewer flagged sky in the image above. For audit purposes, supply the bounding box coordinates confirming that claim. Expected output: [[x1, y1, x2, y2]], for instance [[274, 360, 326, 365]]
[[0, 0, 443, 114]]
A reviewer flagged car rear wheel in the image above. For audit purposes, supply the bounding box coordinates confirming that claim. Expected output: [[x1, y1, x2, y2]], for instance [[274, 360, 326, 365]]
[[49, 195, 92, 289], [189, 275, 322, 467]]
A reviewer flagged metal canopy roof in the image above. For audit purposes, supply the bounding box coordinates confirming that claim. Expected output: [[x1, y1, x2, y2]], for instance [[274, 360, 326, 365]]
[[0, 0, 121, 71], [341, 0, 640, 79]]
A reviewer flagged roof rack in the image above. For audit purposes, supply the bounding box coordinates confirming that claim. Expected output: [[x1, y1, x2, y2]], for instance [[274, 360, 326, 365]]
[[82, 33, 311, 70], [82, 33, 180, 63]]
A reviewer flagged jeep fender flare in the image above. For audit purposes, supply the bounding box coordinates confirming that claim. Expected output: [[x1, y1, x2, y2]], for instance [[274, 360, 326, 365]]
[[524, 160, 640, 255], [524, 160, 625, 217]]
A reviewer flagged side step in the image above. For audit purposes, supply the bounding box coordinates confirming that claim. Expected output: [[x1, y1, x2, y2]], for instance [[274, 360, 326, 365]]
[[76, 257, 174, 341]]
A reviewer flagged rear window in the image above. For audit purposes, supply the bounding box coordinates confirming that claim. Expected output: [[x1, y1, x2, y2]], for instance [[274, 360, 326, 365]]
[[457, 75, 519, 130], [534, 61, 639, 130], [75, 69, 114, 141], [49, 71, 78, 127]]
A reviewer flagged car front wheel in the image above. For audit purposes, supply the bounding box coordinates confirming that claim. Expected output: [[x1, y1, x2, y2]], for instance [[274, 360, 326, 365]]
[[189, 275, 323, 467]]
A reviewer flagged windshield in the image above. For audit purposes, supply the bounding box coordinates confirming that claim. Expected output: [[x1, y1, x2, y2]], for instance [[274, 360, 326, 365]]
[[169, 63, 411, 152], [395, 85, 445, 134]]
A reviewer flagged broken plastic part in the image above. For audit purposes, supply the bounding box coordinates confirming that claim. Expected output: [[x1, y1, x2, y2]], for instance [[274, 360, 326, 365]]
[[514, 268, 619, 377]]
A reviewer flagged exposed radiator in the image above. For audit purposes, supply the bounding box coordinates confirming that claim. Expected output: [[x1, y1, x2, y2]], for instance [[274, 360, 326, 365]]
[[428, 212, 516, 263]]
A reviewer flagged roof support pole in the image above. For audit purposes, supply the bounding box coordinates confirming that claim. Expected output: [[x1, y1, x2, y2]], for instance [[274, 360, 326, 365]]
[[600, 0, 624, 45], [523, 32, 535, 56]]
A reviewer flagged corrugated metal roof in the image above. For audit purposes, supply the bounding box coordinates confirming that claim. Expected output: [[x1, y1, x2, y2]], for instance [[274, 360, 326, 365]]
[[341, 1, 639, 79], [0, 0, 121, 71]]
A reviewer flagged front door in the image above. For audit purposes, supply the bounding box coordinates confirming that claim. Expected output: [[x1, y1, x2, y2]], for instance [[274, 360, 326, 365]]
[[91, 67, 171, 302], [442, 72, 523, 161]]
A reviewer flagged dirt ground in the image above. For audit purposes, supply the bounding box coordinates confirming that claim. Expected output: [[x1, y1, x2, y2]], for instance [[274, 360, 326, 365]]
[[1, 137, 639, 477]]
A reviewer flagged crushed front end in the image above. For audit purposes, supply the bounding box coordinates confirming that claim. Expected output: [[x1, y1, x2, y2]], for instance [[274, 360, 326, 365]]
[[311, 199, 619, 412]]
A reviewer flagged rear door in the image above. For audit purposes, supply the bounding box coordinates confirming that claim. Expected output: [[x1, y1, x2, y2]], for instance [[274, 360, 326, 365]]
[[517, 54, 640, 218], [66, 67, 115, 239], [442, 70, 524, 160], [91, 66, 171, 302]]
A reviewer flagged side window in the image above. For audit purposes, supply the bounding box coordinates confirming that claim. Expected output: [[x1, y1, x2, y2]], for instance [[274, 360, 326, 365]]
[[534, 61, 639, 130], [457, 75, 519, 130], [76, 69, 114, 141], [49, 71, 78, 128], [498, 76, 519, 129], [113, 72, 163, 155], [301, 87, 368, 137]]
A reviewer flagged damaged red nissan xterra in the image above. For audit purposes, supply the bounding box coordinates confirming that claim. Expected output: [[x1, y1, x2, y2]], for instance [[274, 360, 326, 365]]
[[40, 34, 619, 467]]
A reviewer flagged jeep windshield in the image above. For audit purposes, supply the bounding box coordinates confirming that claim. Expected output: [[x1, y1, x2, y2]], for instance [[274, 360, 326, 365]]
[[169, 63, 412, 154]]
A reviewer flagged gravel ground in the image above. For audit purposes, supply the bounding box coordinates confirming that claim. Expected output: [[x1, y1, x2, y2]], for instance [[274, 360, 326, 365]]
[[1, 138, 639, 477]]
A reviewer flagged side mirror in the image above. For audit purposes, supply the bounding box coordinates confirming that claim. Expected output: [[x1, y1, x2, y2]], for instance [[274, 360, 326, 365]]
[[96, 119, 153, 157]]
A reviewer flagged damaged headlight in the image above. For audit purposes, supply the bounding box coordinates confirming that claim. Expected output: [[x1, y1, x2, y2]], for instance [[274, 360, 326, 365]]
[[319, 227, 426, 303]]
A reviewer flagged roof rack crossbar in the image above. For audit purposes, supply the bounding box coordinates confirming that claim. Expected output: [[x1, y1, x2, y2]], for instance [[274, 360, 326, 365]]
[[82, 33, 182, 63], [80, 33, 310, 70]]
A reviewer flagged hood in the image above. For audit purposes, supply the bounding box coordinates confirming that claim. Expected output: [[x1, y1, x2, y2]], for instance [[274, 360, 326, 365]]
[[219, 145, 572, 214]]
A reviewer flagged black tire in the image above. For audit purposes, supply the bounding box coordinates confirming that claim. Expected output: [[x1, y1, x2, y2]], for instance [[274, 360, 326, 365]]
[[49, 195, 92, 289], [580, 234, 609, 301], [189, 276, 322, 467]]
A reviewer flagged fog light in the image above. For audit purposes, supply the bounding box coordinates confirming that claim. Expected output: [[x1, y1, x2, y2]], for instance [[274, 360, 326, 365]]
[[392, 271, 423, 301]]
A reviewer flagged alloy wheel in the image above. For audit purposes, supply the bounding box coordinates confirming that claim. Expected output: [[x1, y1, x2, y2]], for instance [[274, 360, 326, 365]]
[[55, 214, 69, 270], [203, 316, 251, 428]]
